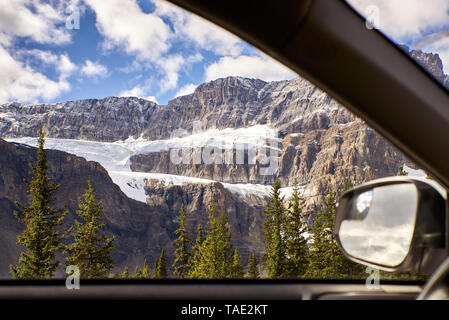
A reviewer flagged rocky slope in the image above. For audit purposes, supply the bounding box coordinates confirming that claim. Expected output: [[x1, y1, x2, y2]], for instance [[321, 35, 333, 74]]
[[0, 139, 266, 277], [0, 45, 443, 277]]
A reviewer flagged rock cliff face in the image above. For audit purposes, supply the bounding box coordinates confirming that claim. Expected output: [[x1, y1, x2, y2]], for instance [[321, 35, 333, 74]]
[[0, 45, 444, 277], [0, 139, 266, 277], [0, 97, 157, 141], [0, 138, 174, 277]]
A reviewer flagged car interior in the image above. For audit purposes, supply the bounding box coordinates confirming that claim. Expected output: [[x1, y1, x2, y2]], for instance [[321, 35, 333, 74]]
[[2, 0, 449, 302]]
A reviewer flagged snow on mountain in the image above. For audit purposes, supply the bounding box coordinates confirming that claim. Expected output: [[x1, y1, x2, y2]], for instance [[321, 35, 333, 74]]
[[5, 125, 286, 203], [403, 164, 426, 177]]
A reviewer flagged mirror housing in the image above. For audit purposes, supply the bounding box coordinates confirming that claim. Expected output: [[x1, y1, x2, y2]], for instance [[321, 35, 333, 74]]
[[335, 177, 448, 274]]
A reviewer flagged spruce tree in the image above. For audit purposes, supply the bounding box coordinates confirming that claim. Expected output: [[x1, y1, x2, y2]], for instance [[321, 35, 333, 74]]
[[134, 266, 142, 279], [10, 128, 67, 279], [122, 266, 130, 279], [284, 179, 309, 278], [188, 197, 232, 278], [64, 180, 115, 279], [246, 251, 259, 279], [142, 258, 151, 279], [188, 224, 204, 278], [229, 248, 244, 278], [153, 257, 159, 278], [155, 248, 168, 278], [306, 186, 364, 279], [263, 181, 286, 278], [173, 204, 192, 278]]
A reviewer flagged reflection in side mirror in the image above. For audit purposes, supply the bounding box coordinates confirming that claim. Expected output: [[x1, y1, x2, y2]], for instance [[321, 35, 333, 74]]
[[335, 177, 447, 273], [339, 184, 417, 267]]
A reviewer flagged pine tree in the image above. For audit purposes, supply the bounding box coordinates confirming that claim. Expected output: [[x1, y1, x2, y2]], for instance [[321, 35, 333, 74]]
[[397, 164, 408, 176], [64, 180, 115, 279], [246, 251, 259, 279], [188, 197, 232, 278], [10, 128, 67, 279], [188, 224, 204, 278], [122, 266, 130, 279], [142, 258, 151, 279], [284, 179, 309, 278], [229, 249, 244, 278], [134, 266, 142, 279], [306, 186, 364, 279], [155, 248, 168, 278], [153, 257, 159, 278], [263, 181, 286, 278], [173, 204, 192, 278]]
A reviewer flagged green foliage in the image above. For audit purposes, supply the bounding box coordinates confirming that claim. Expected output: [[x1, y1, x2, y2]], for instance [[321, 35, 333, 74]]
[[246, 251, 259, 279], [154, 248, 168, 278], [284, 179, 309, 278], [64, 180, 115, 279], [229, 249, 245, 278], [305, 186, 364, 279], [173, 204, 192, 278], [142, 258, 151, 279], [10, 128, 67, 279], [134, 266, 142, 279], [263, 181, 287, 278], [188, 197, 233, 278], [121, 266, 130, 279]]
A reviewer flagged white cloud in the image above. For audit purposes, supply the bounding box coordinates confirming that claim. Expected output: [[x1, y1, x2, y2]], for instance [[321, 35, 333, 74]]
[[81, 60, 109, 78], [119, 86, 158, 103], [23, 49, 76, 80], [346, 0, 449, 41], [154, 0, 243, 56], [85, 0, 172, 62], [0, 0, 72, 46], [204, 55, 296, 82], [0, 46, 71, 103], [175, 83, 197, 98]]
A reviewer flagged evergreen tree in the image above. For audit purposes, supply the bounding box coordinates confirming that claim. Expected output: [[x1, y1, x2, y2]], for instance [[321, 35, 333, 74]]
[[284, 179, 309, 278], [229, 249, 245, 278], [153, 257, 159, 278], [155, 248, 168, 278], [263, 181, 286, 278], [397, 164, 408, 176], [188, 224, 204, 278], [134, 266, 142, 279], [10, 128, 67, 279], [142, 258, 151, 279], [173, 204, 192, 278], [306, 186, 364, 279], [122, 266, 130, 279], [246, 251, 259, 279], [188, 197, 232, 278], [64, 180, 115, 279]]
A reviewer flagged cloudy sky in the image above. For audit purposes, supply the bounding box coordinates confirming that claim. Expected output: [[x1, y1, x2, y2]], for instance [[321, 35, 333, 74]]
[[1, 1, 449, 105], [347, 0, 449, 72], [0, 0, 296, 105]]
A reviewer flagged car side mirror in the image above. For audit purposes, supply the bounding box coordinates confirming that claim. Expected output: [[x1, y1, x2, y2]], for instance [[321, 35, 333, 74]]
[[334, 177, 448, 274]]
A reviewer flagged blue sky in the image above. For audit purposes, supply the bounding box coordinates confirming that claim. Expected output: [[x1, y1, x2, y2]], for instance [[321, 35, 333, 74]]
[[2, 1, 449, 106], [0, 0, 295, 105]]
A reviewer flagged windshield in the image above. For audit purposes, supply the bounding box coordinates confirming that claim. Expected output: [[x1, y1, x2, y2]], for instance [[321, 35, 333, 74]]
[[0, 0, 435, 282], [346, 0, 449, 90]]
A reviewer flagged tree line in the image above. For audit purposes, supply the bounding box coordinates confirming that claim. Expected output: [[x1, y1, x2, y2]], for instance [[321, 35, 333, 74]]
[[10, 130, 366, 280]]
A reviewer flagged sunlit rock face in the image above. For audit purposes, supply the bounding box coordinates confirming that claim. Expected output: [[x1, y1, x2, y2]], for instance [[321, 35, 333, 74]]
[[0, 46, 440, 276]]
